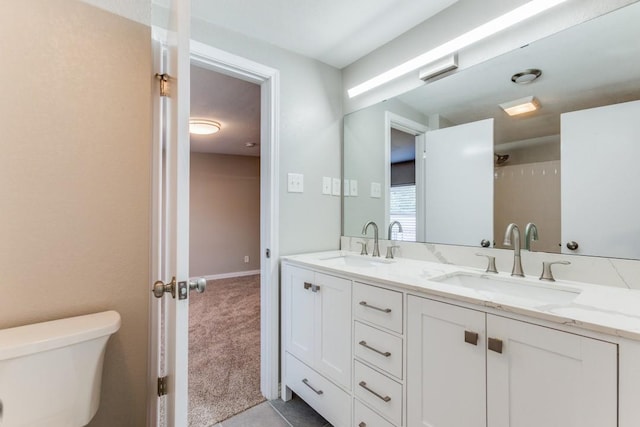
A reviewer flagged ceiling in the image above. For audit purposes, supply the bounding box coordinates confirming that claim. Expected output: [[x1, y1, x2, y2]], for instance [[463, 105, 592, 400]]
[[396, 2, 640, 147], [191, 0, 459, 69], [190, 64, 261, 156]]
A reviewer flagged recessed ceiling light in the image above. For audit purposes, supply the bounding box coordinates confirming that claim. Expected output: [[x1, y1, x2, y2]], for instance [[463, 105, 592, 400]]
[[499, 96, 541, 116], [189, 119, 221, 135], [511, 69, 542, 84]]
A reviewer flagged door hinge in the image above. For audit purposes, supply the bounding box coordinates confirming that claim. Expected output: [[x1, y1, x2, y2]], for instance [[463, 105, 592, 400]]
[[157, 376, 168, 396], [155, 73, 171, 97]]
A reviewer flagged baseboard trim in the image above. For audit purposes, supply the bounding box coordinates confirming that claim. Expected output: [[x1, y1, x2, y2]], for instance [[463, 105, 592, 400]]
[[192, 270, 261, 281]]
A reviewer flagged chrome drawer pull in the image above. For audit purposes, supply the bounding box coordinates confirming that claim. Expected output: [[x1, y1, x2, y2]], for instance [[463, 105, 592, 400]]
[[488, 337, 503, 354], [359, 340, 391, 357], [304, 282, 312, 290], [302, 378, 323, 395], [359, 381, 391, 402], [359, 301, 392, 313]]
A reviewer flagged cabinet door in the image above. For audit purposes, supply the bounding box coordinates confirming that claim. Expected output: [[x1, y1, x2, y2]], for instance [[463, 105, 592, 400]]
[[284, 265, 316, 366], [407, 296, 486, 427], [315, 273, 352, 389], [487, 315, 617, 427]]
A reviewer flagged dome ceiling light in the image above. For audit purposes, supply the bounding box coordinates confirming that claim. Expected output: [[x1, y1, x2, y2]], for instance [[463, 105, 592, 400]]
[[189, 119, 221, 135], [511, 68, 542, 84]]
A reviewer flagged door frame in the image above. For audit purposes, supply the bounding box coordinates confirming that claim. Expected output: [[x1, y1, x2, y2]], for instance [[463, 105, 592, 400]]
[[384, 112, 429, 241], [148, 36, 281, 424]]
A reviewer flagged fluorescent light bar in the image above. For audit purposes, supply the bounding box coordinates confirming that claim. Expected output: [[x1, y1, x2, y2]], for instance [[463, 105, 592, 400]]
[[499, 96, 540, 116], [347, 0, 568, 98]]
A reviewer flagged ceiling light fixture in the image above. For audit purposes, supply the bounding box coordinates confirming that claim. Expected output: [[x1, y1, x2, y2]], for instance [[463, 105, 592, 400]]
[[511, 68, 542, 84], [499, 96, 541, 116], [189, 119, 221, 135], [347, 0, 568, 98]]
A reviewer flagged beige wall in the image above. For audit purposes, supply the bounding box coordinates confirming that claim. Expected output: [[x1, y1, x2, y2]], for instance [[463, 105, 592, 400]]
[[190, 153, 261, 277], [0, 2, 151, 426]]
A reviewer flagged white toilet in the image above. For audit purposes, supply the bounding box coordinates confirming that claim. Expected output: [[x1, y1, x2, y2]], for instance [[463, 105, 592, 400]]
[[0, 310, 121, 427]]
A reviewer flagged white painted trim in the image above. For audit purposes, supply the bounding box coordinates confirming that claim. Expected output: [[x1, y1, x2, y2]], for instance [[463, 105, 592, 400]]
[[384, 112, 429, 239], [189, 40, 281, 401], [192, 270, 261, 281]]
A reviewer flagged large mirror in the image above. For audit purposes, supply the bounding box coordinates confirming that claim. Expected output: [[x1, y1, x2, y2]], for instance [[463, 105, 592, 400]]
[[344, 2, 640, 260]]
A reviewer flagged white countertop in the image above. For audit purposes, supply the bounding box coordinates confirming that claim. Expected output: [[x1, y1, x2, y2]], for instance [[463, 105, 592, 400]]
[[282, 251, 640, 342]]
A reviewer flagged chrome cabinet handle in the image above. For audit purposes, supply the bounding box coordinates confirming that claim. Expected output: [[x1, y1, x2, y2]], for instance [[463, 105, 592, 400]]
[[304, 282, 312, 290], [302, 378, 323, 395], [359, 340, 391, 357], [359, 381, 391, 402], [304, 282, 320, 292], [359, 301, 391, 313]]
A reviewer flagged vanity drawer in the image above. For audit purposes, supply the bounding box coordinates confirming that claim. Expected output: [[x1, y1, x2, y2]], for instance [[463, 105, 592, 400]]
[[354, 321, 403, 379], [354, 360, 402, 425], [354, 399, 396, 427], [353, 282, 403, 333], [286, 352, 351, 427]]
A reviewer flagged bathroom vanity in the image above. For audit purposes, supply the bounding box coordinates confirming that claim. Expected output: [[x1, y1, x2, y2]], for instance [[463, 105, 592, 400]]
[[280, 252, 640, 427]]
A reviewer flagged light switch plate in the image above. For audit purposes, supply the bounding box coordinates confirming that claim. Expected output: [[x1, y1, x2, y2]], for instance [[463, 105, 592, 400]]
[[322, 176, 332, 195], [371, 182, 381, 198], [350, 180, 358, 196], [287, 173, 304, 193], [343, 179, 350, 197], [332, 178, 341, 196]]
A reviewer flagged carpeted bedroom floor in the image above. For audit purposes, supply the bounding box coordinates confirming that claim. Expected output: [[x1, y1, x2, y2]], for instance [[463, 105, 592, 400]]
[[188, 274, 264, 426]]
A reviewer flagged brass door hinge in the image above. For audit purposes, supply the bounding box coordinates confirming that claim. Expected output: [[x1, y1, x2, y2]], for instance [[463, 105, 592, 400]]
[[157, 376, 168, 396], [155, 73, 171, 97]]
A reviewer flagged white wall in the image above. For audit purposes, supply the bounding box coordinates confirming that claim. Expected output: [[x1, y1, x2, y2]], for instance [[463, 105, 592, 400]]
[[343, 0, 637, 114], [177, 15, 344, 256]]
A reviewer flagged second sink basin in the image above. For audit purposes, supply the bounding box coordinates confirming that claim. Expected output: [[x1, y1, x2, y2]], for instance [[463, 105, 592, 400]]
[[433, 272, 581, 306]]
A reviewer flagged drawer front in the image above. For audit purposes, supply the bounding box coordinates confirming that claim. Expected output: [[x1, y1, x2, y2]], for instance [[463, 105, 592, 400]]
[[285, 352, 351, 427], [354, 399, 396, 427], [353, 282, 403, 334], [354, 360, 403, 425], [354, 321, 403, 379]]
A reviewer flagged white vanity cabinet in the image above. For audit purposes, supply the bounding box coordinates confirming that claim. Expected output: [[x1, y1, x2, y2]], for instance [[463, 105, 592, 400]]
[[407, 295, 618, 427], [282, 264, 352, 426]]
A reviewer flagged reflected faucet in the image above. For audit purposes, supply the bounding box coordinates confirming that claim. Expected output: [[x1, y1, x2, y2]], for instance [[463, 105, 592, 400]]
[[525, 222, 539, 251], [388, 221, 403, 240], [503, 223, 524, 277], [362, 221, 380, 257]]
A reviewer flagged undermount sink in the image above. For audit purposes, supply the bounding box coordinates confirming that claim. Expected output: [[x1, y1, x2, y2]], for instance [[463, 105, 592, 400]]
[[318, 253, 395, 268], [433, 272, 581, 306]]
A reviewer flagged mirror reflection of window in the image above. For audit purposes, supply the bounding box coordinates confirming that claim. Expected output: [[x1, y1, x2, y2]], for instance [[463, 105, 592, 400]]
[[390, 129, 416, 241]]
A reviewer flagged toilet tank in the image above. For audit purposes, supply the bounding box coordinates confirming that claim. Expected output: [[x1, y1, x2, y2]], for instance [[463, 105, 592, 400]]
[[0, 311, 121, 427]]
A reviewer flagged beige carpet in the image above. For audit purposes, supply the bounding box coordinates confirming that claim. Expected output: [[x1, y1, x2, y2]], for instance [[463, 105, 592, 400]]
[[188, 274, 265, 426]]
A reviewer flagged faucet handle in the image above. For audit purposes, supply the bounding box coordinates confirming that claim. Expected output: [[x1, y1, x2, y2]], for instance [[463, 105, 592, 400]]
[[539, 261, 571, 282], [475, 253, 498, 274], [385, 245, 400, 259], [357, 241, 368, 256]]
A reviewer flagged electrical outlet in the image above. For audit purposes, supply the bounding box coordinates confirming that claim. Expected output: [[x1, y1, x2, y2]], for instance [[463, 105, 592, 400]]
[[244, 256, 249, 263], [350, 180, 358, 196], [371, 182, 381, 198], [322, 177, 332, 195], [343, 179, 350, 197], [332, 178, 341, 196], [287, 173, 304, 193]]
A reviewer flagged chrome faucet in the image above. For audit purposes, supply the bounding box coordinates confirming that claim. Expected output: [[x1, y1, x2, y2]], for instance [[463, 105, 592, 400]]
[[525, 222, 539, 251], [362, 221, 380, 257], [503, 223, 524, 277], [388, 221, 403, 240]]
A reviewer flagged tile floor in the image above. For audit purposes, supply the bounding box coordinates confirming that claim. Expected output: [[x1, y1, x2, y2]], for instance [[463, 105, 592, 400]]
[[215, 395, 332, 427]]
